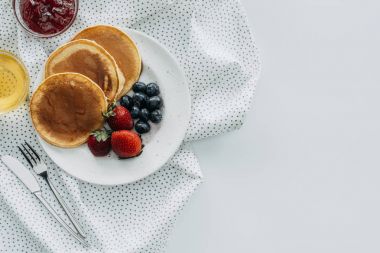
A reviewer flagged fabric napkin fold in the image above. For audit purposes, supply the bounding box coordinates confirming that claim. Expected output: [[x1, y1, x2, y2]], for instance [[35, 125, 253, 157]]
[[0, 0, 260, 252]]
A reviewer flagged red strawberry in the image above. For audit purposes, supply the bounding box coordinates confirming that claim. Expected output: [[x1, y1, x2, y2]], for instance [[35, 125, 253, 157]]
[[111, 130, 143, 158], [87, 130, 111, 157], [104, 103, 133, 131]]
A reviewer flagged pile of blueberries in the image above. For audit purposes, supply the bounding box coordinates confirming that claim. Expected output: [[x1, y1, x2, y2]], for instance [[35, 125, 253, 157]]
[[120, 82, 163, 134]]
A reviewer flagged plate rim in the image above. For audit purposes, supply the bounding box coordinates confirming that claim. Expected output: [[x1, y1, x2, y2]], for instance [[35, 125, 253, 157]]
[[34, 27, 191, 185]]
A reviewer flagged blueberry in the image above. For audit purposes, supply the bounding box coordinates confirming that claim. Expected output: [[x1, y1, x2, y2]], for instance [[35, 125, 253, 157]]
[[120, 95, 133, 110], [132, 82, 146, 93], [150, 109, 162, 123], [146, 96, 162, 111], [146, 82, 160, 96], [132, 92, 147, 107], [135, 120, 150, 134], [130, 106, 140, 119], [139, 108, 150, 122]]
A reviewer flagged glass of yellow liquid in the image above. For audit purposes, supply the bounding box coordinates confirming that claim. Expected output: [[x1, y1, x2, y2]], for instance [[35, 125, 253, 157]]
[[0, 50, 29, 114]]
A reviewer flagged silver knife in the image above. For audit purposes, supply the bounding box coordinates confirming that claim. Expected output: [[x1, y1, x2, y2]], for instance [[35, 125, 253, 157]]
[[0, 155, 89, 247]]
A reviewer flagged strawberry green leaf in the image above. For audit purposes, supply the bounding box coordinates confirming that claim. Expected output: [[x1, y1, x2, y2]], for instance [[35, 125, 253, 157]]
[[92, 129, 110, 142]]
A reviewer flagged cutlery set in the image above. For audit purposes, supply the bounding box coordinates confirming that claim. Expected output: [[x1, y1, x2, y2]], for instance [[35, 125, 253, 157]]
[[0, 142, 88, 246]]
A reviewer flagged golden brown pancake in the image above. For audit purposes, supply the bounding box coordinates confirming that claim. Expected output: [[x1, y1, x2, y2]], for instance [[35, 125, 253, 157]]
[[45, 39, 119, 101], [30, 73, 107, 148], [72, 25, 142, 99]]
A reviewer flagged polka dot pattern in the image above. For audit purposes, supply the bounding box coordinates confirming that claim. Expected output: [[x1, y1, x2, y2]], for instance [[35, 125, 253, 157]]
[[0, 70, 17, 98], [0, 0, 260, 252]]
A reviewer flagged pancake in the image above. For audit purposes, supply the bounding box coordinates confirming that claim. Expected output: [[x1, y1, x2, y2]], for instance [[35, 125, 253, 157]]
[[116, 67, 126, 96], [45, 39, 119, 101], [30, 73, 107, 148], [72, 25, 142, 99]]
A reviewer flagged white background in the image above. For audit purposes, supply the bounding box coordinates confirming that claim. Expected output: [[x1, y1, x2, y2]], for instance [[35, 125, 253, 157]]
[[167, 0, 380, 252]]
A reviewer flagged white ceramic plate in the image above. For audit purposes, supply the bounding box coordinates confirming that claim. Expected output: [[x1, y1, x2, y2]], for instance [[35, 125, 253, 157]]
[[34, 28, 191, 185]]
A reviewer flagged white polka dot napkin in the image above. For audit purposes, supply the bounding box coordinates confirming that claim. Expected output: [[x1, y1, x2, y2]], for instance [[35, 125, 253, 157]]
[[0, 0, 260, 252]]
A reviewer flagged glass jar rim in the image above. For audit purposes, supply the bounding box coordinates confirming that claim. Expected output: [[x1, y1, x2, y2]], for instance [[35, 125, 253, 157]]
[[12, 0, 79, 38]]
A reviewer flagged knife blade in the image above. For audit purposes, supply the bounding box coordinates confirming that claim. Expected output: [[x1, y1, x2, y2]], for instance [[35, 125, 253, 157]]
[[1, 155, 40, 193]]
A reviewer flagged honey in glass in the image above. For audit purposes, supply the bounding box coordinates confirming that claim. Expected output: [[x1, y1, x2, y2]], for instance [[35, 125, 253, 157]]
[[0, 50, 29, 114]]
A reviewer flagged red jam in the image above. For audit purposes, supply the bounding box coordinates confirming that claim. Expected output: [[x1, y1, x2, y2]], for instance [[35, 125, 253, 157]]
[[20, 0, 76, 35]]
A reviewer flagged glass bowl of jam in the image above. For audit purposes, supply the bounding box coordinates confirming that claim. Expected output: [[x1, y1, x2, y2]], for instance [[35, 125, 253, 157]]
[[12, 0, 78, 38]]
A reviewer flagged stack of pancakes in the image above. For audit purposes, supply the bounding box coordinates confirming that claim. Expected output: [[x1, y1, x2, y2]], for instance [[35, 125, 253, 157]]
[[30, 25, 142, 148]]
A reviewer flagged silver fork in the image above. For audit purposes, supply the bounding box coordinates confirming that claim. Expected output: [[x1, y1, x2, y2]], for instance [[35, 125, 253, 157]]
[[18, 142, 86, 238]]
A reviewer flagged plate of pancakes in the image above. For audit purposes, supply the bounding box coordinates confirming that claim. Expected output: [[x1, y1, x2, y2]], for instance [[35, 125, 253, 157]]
[[29, 25, 191, 185]]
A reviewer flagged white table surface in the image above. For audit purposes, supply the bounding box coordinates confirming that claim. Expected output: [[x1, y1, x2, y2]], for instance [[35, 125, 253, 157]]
[[166, 0, 380, 252]]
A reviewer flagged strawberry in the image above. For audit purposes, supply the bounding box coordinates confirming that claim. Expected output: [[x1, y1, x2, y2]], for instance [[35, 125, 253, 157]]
[[87, 130, 111, 157], [111, 130, 143, 158], [103, 103, 133, 131]]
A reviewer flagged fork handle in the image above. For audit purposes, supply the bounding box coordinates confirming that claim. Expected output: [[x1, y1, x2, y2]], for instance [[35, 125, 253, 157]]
[[46, 178, 86, 238], [34, 192, 89, 246]]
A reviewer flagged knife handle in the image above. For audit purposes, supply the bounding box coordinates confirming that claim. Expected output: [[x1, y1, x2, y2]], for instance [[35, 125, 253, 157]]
[[46, 178, 86, 238], [34, 192, 89, 247]]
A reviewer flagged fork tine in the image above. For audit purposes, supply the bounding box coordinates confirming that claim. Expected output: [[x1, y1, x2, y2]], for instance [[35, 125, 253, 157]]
[[25, 142, 41, 161], [18, 146, 34, 168], [21, 144, 37, 165]]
